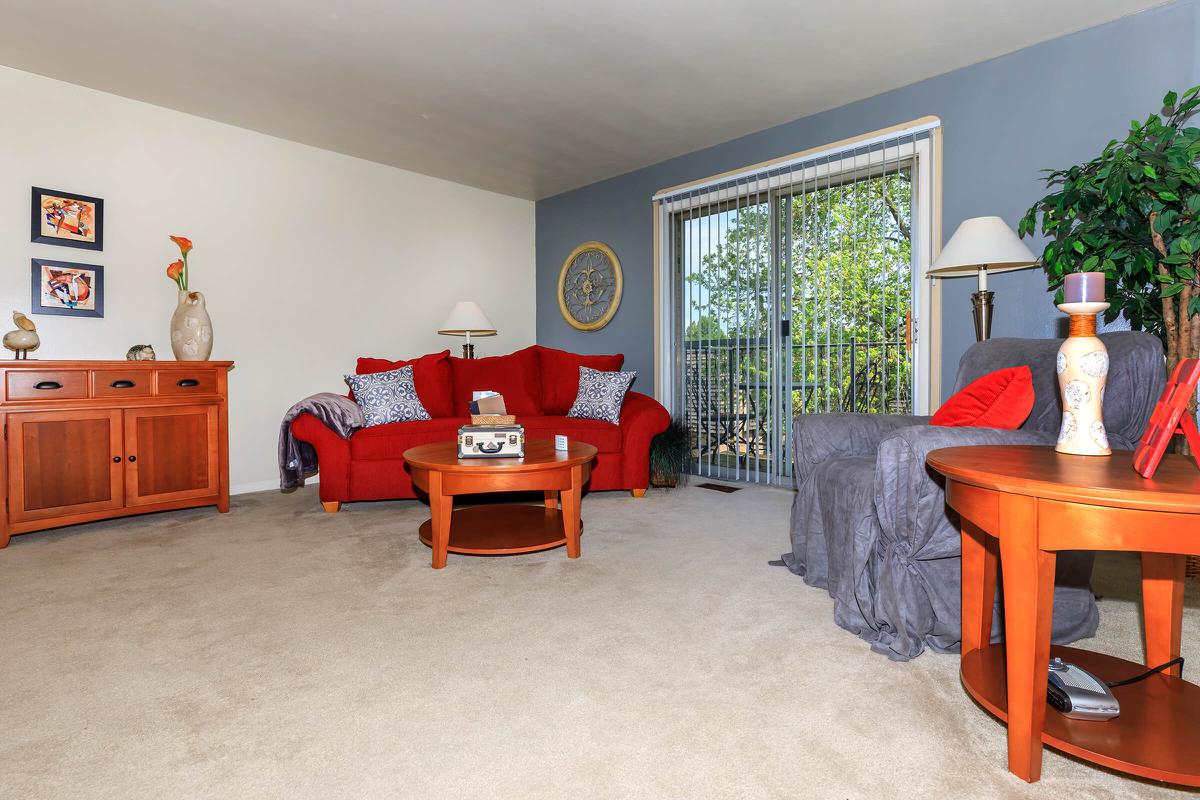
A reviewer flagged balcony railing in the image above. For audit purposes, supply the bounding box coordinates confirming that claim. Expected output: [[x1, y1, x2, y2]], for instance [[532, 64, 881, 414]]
[[683, 336, 911, 473]]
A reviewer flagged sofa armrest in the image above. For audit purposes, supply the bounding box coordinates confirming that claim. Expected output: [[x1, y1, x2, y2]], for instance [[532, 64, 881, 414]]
[[619, 391, 671, 489], [290, 412, 352, 502], [873, 425, 1057, 556], [793, 413, 930, 481]]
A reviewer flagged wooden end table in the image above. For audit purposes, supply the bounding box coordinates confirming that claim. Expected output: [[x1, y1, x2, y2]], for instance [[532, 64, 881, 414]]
[[403, 439, 597, 569], [928, 445, 1200, 786]]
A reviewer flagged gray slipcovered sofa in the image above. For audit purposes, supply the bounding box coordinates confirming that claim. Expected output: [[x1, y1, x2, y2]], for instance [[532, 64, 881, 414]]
[[781, 332, 1165, 660]]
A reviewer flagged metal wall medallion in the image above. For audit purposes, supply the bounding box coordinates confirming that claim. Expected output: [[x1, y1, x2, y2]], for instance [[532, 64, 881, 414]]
[[557, 241, 623, 331]]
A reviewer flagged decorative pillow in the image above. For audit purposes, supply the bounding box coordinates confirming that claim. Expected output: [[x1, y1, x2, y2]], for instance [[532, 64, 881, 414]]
[[356, 350, 454, 418], [535, 345, 624, 415], [567, 367, 636, 424], [344, 366, 431, 427], [930, 365, 1034, 429]]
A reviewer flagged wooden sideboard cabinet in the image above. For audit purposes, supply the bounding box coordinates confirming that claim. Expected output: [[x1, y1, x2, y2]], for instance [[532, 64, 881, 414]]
[[0, 360, 233, 548]]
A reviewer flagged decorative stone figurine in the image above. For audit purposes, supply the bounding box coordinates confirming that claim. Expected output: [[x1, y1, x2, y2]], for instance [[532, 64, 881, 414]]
[[170, 290, 213, 361], [3, 311, 40, 359], [126, 344, 156, 361], [1056, 272, 1110, 456]]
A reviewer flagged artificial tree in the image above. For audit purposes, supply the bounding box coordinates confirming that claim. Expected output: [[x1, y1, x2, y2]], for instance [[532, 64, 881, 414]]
[[1020, 87, 1200, 383]]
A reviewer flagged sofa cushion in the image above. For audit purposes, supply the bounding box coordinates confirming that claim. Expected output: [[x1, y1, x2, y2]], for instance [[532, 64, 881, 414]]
[[344, 366, 431, 426], [931, 365, 1034, 429], [520, 416, 623, 453], [535, 345, 624, 415], [567, 367, 637, 424], [449, 346, 543, 416], [357, 350, 454, 418], [349, 417, 468, 461]]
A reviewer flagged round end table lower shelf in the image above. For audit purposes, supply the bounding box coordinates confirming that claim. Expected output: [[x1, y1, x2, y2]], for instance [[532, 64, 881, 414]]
[[418, 504, 583, 555], [962, 644, 1200, 786]]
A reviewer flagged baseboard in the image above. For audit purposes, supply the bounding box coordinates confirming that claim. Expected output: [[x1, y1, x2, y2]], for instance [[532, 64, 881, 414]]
[[231, 476, 318, 496]]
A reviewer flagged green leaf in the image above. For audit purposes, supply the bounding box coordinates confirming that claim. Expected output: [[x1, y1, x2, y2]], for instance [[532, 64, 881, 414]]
[[1073, 241, 1087, 254], [1159, 190, 1180, 202], [1164, 90, 1179, 108], [1161, 282, 1186, 297], [1144, 165, 1158, 179]]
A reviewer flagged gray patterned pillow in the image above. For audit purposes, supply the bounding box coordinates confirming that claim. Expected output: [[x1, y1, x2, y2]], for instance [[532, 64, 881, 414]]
[[567, 366, 636, 424], [344, 366, 431, 427]]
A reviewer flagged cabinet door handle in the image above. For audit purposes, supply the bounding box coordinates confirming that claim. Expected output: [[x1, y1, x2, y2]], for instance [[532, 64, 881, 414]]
[[34, 381, 62, 390], [128, 455, 137, 463], [176, 378, 200, 387], [113, 456, 122, 463], [110, 379, 136, 389]]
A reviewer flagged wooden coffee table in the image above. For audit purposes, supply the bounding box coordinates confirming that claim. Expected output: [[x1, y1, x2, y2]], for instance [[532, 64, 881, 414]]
[[928, 445, 1200, 786], [403, 439, 597, 569]]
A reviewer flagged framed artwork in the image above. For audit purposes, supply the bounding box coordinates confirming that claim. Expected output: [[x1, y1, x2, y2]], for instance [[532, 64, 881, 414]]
[[31, 186, 104, 251], [557, 241, 623, 331], [1132, 358, 1200, 478], [31, 258, 104, 318]]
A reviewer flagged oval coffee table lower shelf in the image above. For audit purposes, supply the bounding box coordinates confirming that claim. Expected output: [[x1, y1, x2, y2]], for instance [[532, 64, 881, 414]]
[[417, 504, 583, 555]]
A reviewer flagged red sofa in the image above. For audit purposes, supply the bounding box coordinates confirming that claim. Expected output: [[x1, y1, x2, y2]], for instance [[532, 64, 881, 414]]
[[290, 345, 670, 510]]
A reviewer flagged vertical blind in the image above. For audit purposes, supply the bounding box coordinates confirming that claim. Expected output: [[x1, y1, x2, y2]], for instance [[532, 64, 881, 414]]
[[657, 119, 938, 484]]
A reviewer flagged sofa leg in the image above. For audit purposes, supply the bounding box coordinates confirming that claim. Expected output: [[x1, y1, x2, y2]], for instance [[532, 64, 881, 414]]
[[321, 501, 341, 513], [630, 488, 647, 498]]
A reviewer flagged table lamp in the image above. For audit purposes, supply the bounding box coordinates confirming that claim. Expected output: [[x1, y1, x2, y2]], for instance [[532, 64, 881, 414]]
[[927, 216, 1038, 341], [438, 301, 496, 359]]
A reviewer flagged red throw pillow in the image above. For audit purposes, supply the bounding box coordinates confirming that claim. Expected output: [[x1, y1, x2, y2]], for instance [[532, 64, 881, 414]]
[[535, 345, 624, 415], [356, 350, 454, 418], [449, 346, 543, 416], [930, 366, 1035, 429]]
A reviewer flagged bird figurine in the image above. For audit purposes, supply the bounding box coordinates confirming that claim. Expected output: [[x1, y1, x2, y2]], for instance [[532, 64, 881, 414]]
[[3, 312, 40, 359], [126, 344, 156, 361]]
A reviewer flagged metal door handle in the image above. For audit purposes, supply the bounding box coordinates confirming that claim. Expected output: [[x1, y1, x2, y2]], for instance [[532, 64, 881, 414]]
[[110, 380, 136, 388], [176, 378, 200, 387], [34, 381, 62, 390]]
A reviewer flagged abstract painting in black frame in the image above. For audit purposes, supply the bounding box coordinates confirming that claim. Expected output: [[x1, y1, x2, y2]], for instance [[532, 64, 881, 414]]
[[31, 258, 104, 318], [31, 186, 104, 251]]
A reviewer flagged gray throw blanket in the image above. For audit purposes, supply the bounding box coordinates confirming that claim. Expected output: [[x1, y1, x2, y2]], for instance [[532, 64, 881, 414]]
[[278, 392, 363, 490]]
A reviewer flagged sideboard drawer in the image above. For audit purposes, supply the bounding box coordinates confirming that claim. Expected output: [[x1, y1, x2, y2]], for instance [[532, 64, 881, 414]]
[[155, 369, 218, 396], [92, 370, 153, 398], [6, 370, 88, 401]]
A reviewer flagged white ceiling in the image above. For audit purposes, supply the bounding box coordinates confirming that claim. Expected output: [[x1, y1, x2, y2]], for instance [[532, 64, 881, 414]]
[[0, 0, 1163, 200]]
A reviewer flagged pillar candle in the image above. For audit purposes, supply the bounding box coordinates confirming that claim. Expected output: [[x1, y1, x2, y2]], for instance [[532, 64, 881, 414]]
[[1064, 271, 1105, 303]]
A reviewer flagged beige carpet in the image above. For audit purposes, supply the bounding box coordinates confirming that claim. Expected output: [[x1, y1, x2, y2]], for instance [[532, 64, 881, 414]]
[[0, 484, 1197, 800]]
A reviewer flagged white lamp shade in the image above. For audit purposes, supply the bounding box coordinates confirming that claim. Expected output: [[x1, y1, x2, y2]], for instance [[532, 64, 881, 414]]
[[438, 301, 496, 336], [927, 216, 1038, 277]]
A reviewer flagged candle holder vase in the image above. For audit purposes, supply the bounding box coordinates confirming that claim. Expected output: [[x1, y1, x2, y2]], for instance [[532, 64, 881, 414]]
[[1055, 301, 1110, 456]]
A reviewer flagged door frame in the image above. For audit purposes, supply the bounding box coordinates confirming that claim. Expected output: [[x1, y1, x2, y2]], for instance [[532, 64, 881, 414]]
[[653, 118, 942, 418]]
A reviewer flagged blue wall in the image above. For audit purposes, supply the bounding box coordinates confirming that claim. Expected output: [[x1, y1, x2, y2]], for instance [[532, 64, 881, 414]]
[[536, 0, 1200, 400]]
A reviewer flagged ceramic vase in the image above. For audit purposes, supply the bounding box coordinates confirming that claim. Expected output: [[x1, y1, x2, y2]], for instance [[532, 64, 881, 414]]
[[170, 290, 213, 361], [1055, 301, 1110, 456]]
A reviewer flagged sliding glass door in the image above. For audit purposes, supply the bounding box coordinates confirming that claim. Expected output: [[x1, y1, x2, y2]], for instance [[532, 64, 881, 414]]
[[663, 127, 935, 484]]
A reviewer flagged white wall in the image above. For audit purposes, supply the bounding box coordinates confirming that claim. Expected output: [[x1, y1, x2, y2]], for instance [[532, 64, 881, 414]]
[[0, 66, 536, 493]]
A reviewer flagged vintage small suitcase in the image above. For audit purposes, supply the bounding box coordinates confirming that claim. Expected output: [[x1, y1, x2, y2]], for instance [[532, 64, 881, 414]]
[[457, 425, 525, 458]]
